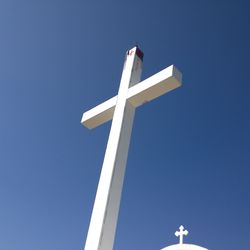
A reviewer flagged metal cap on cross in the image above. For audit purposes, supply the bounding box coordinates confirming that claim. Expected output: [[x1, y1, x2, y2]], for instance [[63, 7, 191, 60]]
[[175, 225, 188, 244]]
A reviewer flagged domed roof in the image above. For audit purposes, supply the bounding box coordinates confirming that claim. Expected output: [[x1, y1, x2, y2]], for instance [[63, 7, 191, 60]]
[[161, 244, 207, 250]]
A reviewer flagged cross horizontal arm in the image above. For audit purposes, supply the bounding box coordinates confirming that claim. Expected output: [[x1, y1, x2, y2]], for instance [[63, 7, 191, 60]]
[[81, 65, 182, 129]]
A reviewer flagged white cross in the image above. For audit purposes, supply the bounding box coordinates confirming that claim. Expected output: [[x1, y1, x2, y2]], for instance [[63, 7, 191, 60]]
[[81, 47, 182, 250], [175, 225, 189, 244]]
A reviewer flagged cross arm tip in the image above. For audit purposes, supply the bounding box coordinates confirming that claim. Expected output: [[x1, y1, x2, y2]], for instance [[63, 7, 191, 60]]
[[81, 96, 117, 129], [127, 64, 182, 108]]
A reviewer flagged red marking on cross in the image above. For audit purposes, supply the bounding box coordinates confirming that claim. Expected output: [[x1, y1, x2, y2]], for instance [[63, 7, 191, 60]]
[[128, 50, 134, 56]]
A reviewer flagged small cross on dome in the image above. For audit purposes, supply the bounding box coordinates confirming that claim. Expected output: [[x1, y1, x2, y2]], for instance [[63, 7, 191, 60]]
[[161, 225, 208, 250], [175, 225, 188, 244]]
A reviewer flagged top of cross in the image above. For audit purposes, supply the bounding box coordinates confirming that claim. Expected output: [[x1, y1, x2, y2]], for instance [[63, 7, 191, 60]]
[[127, 46, 144, 61], [175, 225, 188, 244]]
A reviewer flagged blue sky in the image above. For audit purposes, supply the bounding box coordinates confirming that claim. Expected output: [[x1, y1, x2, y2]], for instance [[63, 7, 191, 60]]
[[0, 1, 249, 249]]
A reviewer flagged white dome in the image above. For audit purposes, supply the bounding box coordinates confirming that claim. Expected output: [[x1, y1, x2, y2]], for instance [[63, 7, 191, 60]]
[[161, 243, 208, 250]]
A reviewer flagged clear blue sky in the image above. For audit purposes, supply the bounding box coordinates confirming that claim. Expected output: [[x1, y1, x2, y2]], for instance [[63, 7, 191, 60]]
[[0, 1, 249, 249]]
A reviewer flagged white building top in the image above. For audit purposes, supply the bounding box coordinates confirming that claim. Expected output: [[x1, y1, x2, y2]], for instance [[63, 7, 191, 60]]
[[161, 226, 208, 250]]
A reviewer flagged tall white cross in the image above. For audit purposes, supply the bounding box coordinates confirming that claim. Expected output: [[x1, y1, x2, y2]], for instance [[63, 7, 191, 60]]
[[175, 225, 189, 244], [81, 46, 182, 250]]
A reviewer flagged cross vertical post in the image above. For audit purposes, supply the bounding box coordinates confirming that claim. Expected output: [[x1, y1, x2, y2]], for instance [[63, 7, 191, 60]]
[[84, 47, 143, 250]]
